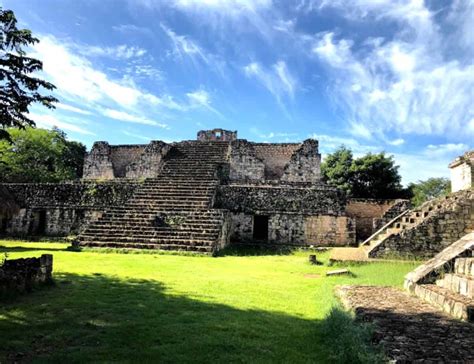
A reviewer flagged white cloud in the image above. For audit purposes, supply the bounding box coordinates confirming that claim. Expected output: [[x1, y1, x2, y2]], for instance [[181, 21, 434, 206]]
[[186, 89, 223, 117], [122, 130, 152, 142], [312, 24, 474, 137], [388, 138, 405, 146], [424, 143, 469, 158], [30, 113, 95, 136], [309, 133, 378, 156], [161, 24, 208, 63], [55, 103, 92, 115], [244, 60, 297, 105], [79, 45, 147, 59], [171, 0, 272, 14], [102, 108, 168, 128]]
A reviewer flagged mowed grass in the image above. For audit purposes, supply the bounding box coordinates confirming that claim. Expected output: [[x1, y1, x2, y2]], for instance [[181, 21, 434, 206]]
[[0, 241, 419, 363]]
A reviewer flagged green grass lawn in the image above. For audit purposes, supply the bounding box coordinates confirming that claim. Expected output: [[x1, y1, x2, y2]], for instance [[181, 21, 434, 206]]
[[0, 241, 419, 363]]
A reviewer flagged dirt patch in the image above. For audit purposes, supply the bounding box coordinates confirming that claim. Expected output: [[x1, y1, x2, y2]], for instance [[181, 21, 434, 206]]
[[303, 273, 321, 279]]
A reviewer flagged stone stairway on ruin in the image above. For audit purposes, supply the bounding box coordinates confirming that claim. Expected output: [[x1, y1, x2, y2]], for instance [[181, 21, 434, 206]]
[[405, 233, 474, 321], [76, 141, 230, 253], [360, 189, 474, 258]]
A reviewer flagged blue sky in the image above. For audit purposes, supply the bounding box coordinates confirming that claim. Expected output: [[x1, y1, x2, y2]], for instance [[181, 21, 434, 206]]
[[2, 0, 473, 184]]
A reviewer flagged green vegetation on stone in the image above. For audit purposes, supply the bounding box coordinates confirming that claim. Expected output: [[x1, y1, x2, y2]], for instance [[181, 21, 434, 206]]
[[0, 241, 418, 363]]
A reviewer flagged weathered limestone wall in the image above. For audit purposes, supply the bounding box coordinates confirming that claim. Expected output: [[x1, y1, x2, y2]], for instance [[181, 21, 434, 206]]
[[228, 140, 265, 181], [371, 190, 474, 258], [0, 181, 140, 237], [125, 141, 171, 178], [83, 141, 170, 179], [218, 184, 355, 246], [0, 254, 53, 295], [281, 139, 321, 183], [253, 144, 299, 179], [82, 142, 115, 179], [449, 151, 474, 192], [228, 212, 354, 246], [215, 184, 346, 215], [346, 199, 410, 241], [197, 129, 237, 141], [110, 145, 146, 177]]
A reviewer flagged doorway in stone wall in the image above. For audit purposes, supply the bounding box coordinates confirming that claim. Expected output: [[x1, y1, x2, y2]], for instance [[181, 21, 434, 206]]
[[253, 215, 269, 241], [30, 210, 47, 235]]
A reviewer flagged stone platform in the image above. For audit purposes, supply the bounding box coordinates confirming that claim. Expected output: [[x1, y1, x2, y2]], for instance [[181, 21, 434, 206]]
[[329, 247, 369, 262], [336, 285, 474, 362]]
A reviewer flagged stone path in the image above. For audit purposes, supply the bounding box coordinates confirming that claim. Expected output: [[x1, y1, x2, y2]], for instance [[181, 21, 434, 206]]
[[336, 285, 474, 363]]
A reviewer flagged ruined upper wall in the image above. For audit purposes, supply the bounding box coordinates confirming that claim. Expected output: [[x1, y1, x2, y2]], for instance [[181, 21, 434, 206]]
[[83, 141, 169, 179], [253, 144, 300, 179], [197, 129, 237, 142], [449, 150, 474, 193], [228, 139, 321, 183]]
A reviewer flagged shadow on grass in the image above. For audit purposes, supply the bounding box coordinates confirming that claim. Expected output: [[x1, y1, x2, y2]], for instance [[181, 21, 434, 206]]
[[0, 245, 69, 253], [216, 244, 295, 257], [0, 273, 383, 363]]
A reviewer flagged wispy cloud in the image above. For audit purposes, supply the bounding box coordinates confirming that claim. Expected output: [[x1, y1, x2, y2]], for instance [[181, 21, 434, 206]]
[[244, 60, 297, 106], [186, 88, 223, 117], [30, 113, 95, 136], [55, 103, 92, 115], [102, 108, 168, 128], [78, 44, 147, 59], [310, 2, 474, 141]]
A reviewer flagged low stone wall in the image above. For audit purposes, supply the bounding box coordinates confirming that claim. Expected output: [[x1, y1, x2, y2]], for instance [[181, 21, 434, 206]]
[[0, 181, 141, 237], [0, 254, 53, 295]]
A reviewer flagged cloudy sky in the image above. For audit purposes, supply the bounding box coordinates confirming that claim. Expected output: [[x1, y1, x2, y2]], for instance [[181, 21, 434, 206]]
[[3, 0, 473, 184]]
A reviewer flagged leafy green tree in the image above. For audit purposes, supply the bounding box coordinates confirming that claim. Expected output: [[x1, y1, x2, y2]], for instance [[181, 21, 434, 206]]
[[0, 7, 57, 142], [322, 147, 409, 199], [350, 152, 405, 199], [321, 146, 354, 194], [0, 127, 86, 182], [408, 177, 451, 207]]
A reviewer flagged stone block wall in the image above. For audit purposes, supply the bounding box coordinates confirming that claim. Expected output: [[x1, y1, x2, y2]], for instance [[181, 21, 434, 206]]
[[281, 139, 321, 183], [253, 144, 300, 179], [83, 141, 170, 179], [0, 181, 140, 237], [110, 145, 146, 177], [126, 141, 171, 178], [229, 140, 265, 181], [197, 129, 237, 141], [371, 190, 474, 258], [215, 184, 346, 215], [228, 212, 355, 246], [0, 254, 53, 295], [449, 151, 474, 192], [346, 198, 410, 241]]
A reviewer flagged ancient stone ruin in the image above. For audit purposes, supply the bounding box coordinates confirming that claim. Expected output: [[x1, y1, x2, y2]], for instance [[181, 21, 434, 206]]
[[0, 129, 410, 254]]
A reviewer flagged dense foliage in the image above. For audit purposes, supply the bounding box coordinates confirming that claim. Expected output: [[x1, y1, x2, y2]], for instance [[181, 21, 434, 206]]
[[321, 146, 409, 199], [408, 177, 451, 207], [0, 7, 57, 142], [0, 127, 85, 182]]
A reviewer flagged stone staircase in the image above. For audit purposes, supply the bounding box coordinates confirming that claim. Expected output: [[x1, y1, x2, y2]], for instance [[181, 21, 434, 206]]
[[405, 233, 474, 321], [76, 141, 231, 253], [361, 189, 474, 258]]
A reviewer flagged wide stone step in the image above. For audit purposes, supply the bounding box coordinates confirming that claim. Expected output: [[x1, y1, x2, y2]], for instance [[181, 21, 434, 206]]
[[78, 235, 216, 244], [80, 231, 219, 240], [79, 241, 214, 253], [84, 226, 221, 234], [412, 284, 474, 322], [455, 257, 474, 277], [436, 273, 474, 298]]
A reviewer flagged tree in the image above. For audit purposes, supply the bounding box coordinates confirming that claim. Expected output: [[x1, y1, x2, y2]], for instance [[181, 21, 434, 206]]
[[408, 177, 451, 207], [350, 152, 406, 199], [0, 7, 57, 142], [320, 146, 353, 194], [0, 127, 86, 183], [322, 147, 409, 199]]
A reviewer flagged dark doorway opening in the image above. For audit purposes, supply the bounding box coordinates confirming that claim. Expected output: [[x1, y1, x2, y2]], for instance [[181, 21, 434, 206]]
[[37, 210, 47, 235], [253, 215, 269, 241]]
